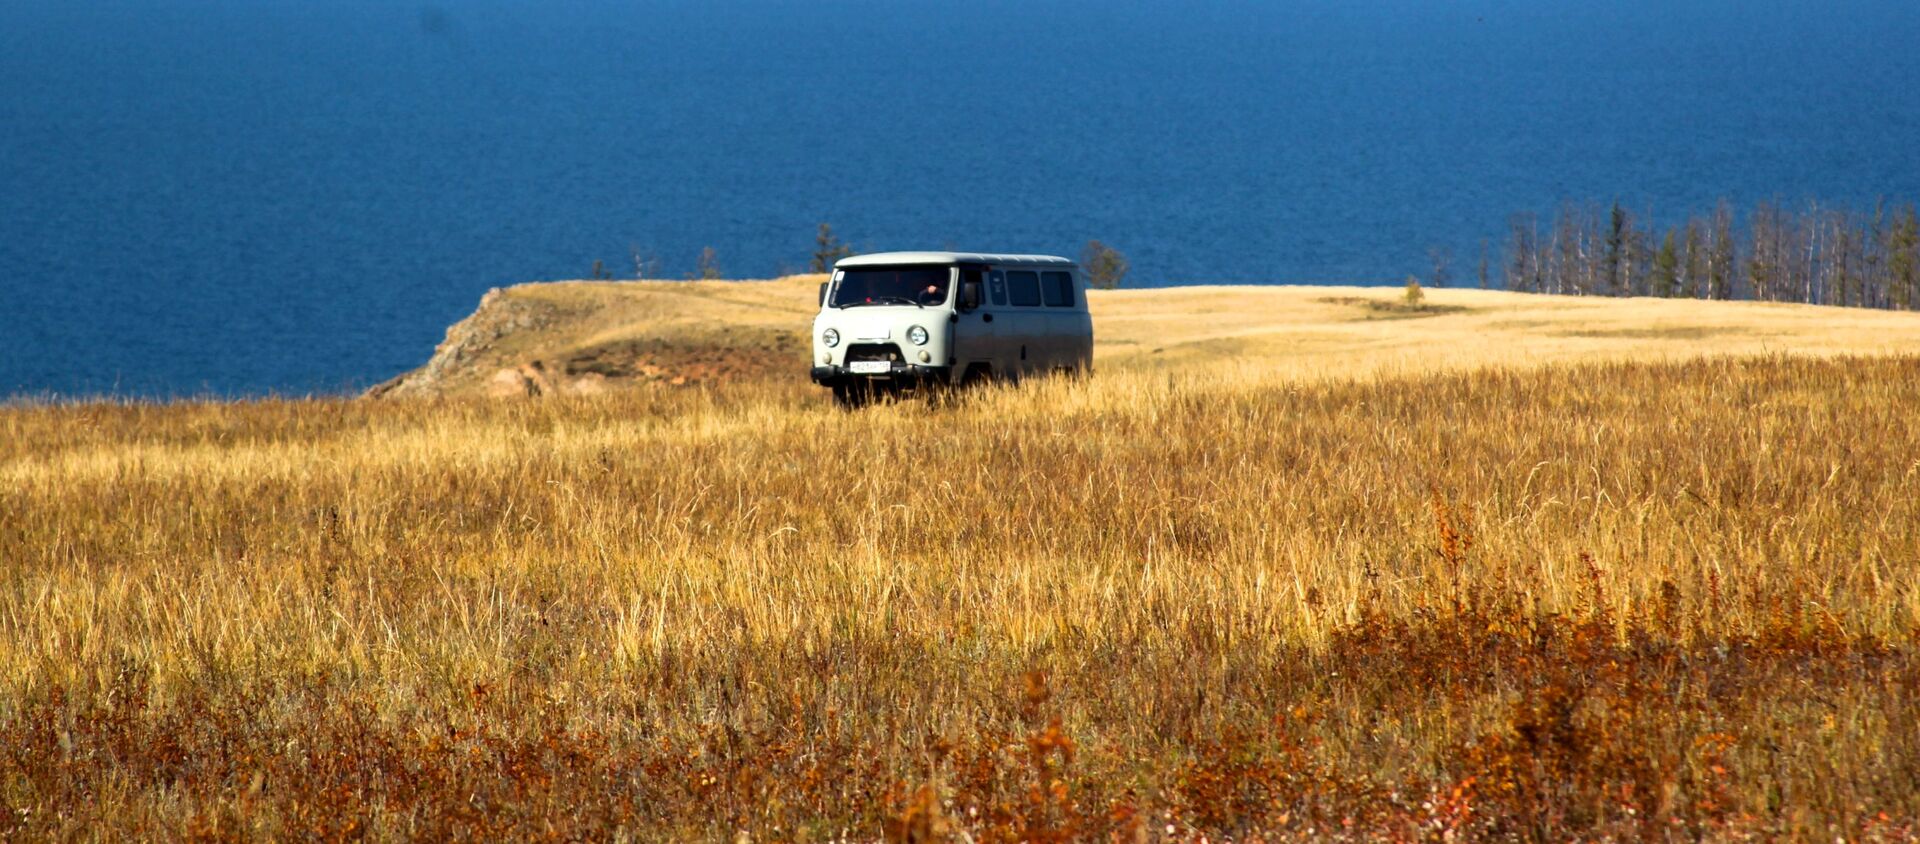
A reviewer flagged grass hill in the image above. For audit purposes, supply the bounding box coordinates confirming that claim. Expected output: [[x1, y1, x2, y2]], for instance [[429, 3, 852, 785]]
[[5, 281, 1920, 839], [370, 275, 1920, 397]]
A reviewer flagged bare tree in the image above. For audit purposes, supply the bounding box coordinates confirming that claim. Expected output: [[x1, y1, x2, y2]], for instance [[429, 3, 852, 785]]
[[1503, 213, 1540, 293], [1891, 205, 1920, 310], [1555, 204, 1587, 295], [1680, 220, 1705, 299], [1830, 215, 1855, 307], [1428, 246, 1454, 288], [1800, 202, 1822, 304], [631, 245, 660, 281], [1488, 197, 1915, 311]]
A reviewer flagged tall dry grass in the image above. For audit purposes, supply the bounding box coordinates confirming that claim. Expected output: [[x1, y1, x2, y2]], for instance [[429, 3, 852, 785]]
[[2, 355, 1918, 840]]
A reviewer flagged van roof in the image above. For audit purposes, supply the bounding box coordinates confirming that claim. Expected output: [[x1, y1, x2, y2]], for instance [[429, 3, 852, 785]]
[[836, 251, 1076, 268]]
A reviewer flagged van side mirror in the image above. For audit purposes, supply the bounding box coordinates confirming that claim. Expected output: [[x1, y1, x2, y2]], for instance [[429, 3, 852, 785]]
[[959, 280, 981, 311], [818, 282, 828, 307]]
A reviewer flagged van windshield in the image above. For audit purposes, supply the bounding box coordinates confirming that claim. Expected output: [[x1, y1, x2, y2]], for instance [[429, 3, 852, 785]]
[[830, 266, 951, 308]]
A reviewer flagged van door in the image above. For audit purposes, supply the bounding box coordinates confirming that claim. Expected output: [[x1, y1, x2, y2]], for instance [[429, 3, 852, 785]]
[[952, 264, 999, 379], [982, 268, 1032, 378], [1002, 269, 1049, 378], [1040, 269, 1079, 370]]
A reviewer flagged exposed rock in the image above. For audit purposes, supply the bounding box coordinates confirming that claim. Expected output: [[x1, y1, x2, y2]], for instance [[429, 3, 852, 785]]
[[567, 372, 610, 395], [366, 277, 818, 399], [366, 287, 574, 398], [486, 368, 532, 398], [481, 362, 563, 398]]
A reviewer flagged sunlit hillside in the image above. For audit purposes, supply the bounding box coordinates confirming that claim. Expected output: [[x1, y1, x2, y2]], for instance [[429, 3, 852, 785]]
[[4, 283, 1920, 839], [369, 276, 1920, 398]]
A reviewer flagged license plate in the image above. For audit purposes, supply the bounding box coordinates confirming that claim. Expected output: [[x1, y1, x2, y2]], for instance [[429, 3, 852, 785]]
[[848, 361, 891, 374]]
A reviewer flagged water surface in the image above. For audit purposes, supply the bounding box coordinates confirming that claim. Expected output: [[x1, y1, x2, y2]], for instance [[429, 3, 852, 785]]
[[3, 0, 1916, 397]]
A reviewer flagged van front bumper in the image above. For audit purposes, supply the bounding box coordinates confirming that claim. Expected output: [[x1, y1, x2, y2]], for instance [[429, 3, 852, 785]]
[[811, 364, 952, 386]]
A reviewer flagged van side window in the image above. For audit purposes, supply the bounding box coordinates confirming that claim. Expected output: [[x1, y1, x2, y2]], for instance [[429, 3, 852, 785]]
[[988, 271, 1007, 306], [1042, 271, 1075, 307], [1007, 271, 1043, 307], [956, 266, 982, 310]]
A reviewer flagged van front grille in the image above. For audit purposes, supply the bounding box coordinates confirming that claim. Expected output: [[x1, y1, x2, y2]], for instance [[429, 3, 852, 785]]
[[843, 343, 904, 364]]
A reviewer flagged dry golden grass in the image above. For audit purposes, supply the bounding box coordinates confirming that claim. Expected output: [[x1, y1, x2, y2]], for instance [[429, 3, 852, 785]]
[[373, 276, 1920, 397], [4, 285, 1920, 840], [1093, 285, 1920, 378]]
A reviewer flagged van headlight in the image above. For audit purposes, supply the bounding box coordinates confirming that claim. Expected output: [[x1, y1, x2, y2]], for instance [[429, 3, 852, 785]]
[[907, 325, 929, 345], [822, 328, 840, 347]]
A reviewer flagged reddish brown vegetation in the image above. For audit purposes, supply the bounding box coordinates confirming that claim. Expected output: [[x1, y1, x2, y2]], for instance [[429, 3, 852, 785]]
[[5, 585, 1914, 840], [4, 355, 1919, 839]]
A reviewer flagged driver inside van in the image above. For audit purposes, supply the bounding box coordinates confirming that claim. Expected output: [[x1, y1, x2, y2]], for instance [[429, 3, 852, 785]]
[[832, 267, 951, 307]]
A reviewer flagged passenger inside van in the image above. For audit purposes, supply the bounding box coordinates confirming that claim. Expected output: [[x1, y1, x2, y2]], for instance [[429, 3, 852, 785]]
[[830, 266, 950, 308]]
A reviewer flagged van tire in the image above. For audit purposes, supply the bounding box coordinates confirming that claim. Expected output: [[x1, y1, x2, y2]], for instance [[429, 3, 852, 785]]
[[958, 364, 994, 390]]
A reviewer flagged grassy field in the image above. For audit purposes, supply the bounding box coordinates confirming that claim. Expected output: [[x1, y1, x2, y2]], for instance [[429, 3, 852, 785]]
[[4, 283, 1920, 840], [368, 276, 1920, 397]]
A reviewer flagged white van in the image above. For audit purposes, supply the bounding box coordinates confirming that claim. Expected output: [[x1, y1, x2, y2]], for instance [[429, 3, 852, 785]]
[[810, 252, 1093, 404]]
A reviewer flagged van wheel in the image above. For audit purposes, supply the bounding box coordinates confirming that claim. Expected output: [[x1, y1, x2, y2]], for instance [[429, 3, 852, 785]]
[[958, 364, 994, 390]]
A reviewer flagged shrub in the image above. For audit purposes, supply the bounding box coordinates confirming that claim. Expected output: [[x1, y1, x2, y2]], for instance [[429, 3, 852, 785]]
[[693, 247, 722, 280], [1081, 240, 1129, 289], [811, 224, 855, 273]]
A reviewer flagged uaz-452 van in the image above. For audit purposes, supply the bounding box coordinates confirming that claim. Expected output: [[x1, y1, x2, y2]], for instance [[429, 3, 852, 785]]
[[810, 252, 1094, 404]]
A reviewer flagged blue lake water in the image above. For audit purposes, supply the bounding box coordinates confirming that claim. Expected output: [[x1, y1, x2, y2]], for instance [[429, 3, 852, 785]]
[[4, 0, 1918, 399]]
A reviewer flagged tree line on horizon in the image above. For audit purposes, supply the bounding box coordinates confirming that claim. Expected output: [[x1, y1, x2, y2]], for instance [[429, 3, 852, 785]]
[[1486, 199, 1920, 309]]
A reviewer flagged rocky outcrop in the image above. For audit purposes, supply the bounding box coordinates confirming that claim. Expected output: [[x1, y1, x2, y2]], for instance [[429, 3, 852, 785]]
[[365, 278, 813, 399], [366, 287, 571, 398]]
